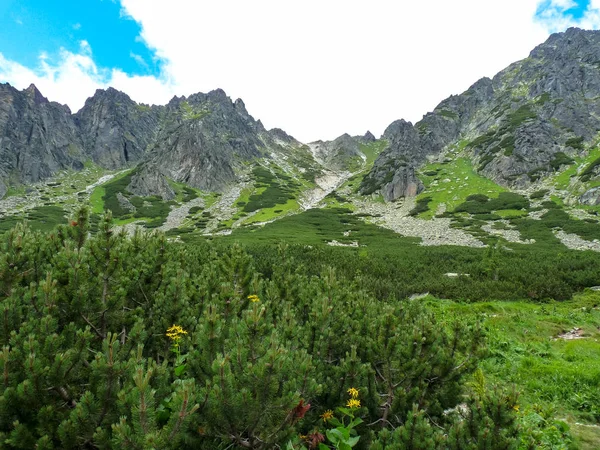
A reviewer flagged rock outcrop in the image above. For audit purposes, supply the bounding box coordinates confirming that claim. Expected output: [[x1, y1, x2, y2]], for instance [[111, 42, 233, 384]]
[[127, 164, 176, 200], [76, 87, 160, 169], [309, 132, 378, 172], [140, 90, 266, 193]]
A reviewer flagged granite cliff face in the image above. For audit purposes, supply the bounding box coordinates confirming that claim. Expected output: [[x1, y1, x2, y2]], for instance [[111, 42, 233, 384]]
[[76, 87, 160, 169], [362, 27, 600, 201], [0, 83, 86, 197], [131, 89, 266, 194]]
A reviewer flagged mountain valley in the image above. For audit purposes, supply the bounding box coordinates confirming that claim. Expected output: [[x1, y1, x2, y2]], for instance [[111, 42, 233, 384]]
[[4, 27, 600, 450]]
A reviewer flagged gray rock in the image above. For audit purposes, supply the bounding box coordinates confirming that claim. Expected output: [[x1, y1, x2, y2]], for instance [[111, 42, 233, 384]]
[[127, 164, 175, 200], [141, 89, 265, 193], [360, 120, 427, 201], [362, 131, 376, 142], [76, 87, 160, 169], [116, 192, 136, 212], [580, 187, 600, 206], [0, 83, 86, 198], [309, 133, 366, 172]]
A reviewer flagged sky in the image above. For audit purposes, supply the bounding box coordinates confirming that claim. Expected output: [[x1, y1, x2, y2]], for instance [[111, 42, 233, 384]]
[[0, 0, 599, 143]]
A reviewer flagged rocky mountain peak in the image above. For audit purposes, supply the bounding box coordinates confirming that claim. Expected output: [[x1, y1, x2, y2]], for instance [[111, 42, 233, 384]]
[[382, 120, 415, 140], [269, 127, 298, 144], [363, 131, 376, 142], [24, 84, 49, 105]]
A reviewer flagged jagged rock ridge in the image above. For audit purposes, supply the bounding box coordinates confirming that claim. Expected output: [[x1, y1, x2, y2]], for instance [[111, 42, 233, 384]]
[[0, 84, 294, 199]]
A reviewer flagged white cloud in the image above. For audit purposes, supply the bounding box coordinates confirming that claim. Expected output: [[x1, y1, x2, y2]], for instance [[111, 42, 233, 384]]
[[0, 41, 176, 112], [119, 0, 549, 141], [5, 0, 599, 142]]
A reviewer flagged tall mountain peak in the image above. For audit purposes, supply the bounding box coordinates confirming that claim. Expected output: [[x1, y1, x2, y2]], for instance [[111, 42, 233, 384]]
[[24, 83, 48, 105]]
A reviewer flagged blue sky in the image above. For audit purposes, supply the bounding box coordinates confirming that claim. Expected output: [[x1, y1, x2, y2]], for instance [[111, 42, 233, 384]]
[[0, 0, 161, 79], [0, 0, 598, 141], [536, 0, 590, 20]]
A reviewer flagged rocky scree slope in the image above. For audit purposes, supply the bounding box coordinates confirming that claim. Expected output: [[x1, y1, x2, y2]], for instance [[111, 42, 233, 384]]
[[362, 27, 600, 204]]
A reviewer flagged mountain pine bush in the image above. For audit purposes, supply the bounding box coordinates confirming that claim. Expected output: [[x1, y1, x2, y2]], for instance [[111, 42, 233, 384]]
[[0, 207, 524, 449]]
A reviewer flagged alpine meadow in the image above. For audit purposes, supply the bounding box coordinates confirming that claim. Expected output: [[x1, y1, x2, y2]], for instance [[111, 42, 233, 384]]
[[4, 25, 600, 449]]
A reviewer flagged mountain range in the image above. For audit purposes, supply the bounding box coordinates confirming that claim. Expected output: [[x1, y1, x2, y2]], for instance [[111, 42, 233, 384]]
[[1, 27, 600, 241]]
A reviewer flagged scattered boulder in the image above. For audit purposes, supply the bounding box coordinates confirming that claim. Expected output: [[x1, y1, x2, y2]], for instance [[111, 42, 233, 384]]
[[116, 192, 136, 212], [555, 327, 585, 340], [580, 187, 600, 206]]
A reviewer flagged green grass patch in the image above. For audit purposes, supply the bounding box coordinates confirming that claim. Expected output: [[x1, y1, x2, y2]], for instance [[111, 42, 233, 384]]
[[495, 209, 529, 218], [416, 158, 506, 218], [427, 291, 600, 448], [552, 146, 600, 189], [359, 140, 388, 168], [409, 196, 432, 216]]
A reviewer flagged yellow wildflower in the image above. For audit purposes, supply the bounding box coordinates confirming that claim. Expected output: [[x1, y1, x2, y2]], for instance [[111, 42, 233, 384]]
[[320, 410, 334, 422], [346, 399, 361, 409], [347, 387, 359, 399], [166, 325, 188, 342], [513, 404, 520, 412], [248, 294, 260, 303]]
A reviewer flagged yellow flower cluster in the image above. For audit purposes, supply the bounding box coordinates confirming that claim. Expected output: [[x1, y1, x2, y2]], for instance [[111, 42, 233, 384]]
[[346, 398, 361, 409], [320, 409, 334, 422], [346, 387, 360, 409], [166, 325, 188, 342], [248, 294, 260, 303]]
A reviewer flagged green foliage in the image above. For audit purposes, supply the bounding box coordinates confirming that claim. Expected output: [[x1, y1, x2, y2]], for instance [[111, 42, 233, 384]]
[[566, 136, 585, 150], [244, 166, 300, 213], [438, 109, 459, 120], [409, 196, 432, 216], [0, 206, 67, 233], [0, 208, 516, 449], [454, 192, 530, 214], [580, 155, 600, 182], [530, 189, 549, 200], [91, 170, 173, 227], [180, 101, 210, 121], [182, 186, 199, 202], [508, 104, 537, 128], [101, 171, 136, 217], [466, 194, 489, 203], [550, 152, 575, 170]]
